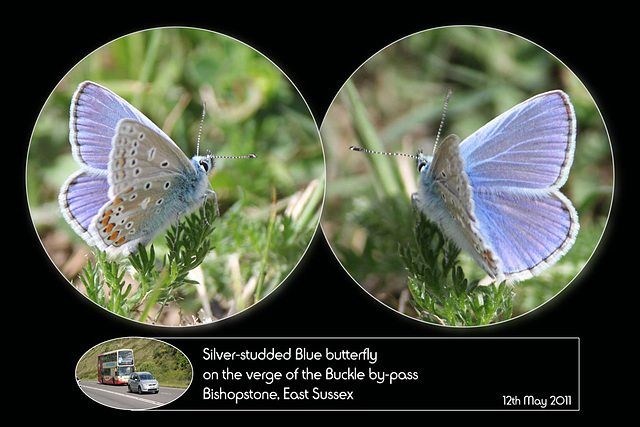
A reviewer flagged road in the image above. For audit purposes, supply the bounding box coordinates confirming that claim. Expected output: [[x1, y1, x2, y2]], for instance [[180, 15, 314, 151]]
[[78, 381, 188, 410]]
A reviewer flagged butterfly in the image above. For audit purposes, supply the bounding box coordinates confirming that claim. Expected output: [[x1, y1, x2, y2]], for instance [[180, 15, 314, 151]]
[[59, 81, 256, 257], [351, 90, 579, 282]]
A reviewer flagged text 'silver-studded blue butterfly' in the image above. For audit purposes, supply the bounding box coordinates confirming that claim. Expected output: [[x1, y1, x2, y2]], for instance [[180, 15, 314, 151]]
[[351, 90, 579, 282], [59, 81, 256, 257]]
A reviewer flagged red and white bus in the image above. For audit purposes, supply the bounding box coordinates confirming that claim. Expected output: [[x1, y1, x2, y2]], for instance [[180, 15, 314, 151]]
[[97, 349, 135, 385]]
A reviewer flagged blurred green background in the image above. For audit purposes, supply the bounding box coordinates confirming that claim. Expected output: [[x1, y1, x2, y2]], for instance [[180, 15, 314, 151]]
[[321, 26, 613, 322], [27, 27, 324, 325]]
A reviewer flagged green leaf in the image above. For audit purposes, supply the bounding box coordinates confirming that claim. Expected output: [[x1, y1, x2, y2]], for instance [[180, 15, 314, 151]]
[[401, 206, 515, 326]]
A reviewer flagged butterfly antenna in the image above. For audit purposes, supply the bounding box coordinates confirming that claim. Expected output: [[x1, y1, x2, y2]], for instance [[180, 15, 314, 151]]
[[433, 89, 452, 152], [196, 101, 256, 159], [210, 153, 257, 159], [349, 146, 418, 160], [197, 101, 206, 156]]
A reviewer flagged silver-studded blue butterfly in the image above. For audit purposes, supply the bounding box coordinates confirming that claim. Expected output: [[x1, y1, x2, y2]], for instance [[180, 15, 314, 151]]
[[351, 90, 579, 282], [59, 81, 256, 257]]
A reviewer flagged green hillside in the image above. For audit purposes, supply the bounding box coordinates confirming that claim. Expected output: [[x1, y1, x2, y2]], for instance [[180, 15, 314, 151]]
[[76, 337, 192, 388]]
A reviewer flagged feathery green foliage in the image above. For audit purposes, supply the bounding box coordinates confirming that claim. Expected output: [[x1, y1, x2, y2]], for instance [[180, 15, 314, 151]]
[[80, 199, 218, 323], [400, 203, 514, 326]]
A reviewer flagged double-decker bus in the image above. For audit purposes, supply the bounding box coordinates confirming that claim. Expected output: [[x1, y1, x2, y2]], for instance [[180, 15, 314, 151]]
[[97, 349, 135, 384]]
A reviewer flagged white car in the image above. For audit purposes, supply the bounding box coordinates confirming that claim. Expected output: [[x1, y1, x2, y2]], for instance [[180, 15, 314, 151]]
[[127, 372, 159, 394]]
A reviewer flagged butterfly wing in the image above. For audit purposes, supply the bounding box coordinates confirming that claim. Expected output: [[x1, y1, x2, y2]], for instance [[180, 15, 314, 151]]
[[108, 119, 195, 195], [61, 81, 197, 256], [472, 189, 579, 281], [89, 119, 201, 256], [453, 90, 578, 281], [69, 81, 173, 172], [459, 90, 576, 194], [59, 170, 110, 245], [420, 135, 503, 278]]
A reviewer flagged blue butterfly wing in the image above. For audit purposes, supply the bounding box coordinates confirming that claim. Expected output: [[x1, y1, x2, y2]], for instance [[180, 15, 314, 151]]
[[425, 91, 580, 281], [62, 81, 177, 252], [472, 189, 579, 280], [69, 81, 172, 171], [459, 90, 576, 193], [59, 170, 111, 242]]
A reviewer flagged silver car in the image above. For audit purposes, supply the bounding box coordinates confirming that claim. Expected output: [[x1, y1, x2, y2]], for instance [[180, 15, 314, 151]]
[[127, 371, 159, 394]]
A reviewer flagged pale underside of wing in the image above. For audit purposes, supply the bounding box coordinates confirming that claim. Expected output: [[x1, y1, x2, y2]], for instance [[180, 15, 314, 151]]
[[87, 119, 198, 255], [108, 119, 195, 195], [426, 135, 503, 278]]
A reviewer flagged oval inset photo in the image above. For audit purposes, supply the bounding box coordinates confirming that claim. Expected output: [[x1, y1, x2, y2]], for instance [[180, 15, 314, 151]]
[[321, 25, 613, 326], [76, 337, 192, 410], [27, 27, 324, 326]]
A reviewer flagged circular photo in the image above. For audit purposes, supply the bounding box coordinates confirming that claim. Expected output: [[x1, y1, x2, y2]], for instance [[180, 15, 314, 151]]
[[321, 26, 613, 326], [27, 27, 324, 326], [76, 337, 192, 410]]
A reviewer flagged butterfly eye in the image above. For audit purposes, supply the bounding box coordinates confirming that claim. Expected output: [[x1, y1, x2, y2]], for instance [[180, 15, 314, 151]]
[[199, 158, 213, 173], [417, 160, 427, 172]]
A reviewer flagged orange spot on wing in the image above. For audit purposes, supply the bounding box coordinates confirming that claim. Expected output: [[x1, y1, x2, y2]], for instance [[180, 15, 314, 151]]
[[100, 209, 113, 226], [483, 250, 496, 270]]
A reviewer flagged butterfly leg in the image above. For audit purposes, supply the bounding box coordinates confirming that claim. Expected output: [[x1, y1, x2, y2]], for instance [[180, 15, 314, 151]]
[[209, 189, 220, 217], [200, 189, 219, 227], [410, 192, 420, 210], [173, 215, 181, 247], [201, 203, 210, 227], [411, 191, 451, 263]]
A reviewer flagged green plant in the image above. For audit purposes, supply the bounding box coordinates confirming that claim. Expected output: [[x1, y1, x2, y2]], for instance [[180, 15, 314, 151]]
[[323, 27, 612, 323], [77, 176, 323, 325], [400, 202, 514, 326], [80, 198, 218, 323], [27, 28, 324, 325], [339, 80, 515, 326]]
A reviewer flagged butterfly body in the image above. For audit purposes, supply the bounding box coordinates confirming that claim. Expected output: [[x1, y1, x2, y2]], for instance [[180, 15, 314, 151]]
[[60, 82, 219, 257], [413, 90, 579, 282], [415, 135, 503, 278]]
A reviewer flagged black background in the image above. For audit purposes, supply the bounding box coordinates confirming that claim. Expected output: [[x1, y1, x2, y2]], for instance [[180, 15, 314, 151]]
[[16, 9, 627, 420]]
